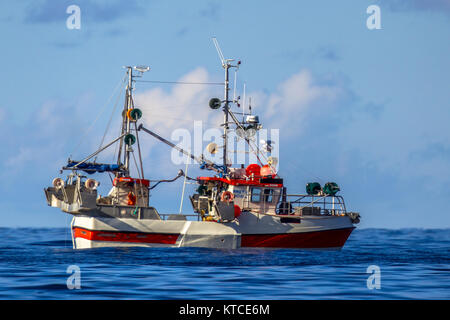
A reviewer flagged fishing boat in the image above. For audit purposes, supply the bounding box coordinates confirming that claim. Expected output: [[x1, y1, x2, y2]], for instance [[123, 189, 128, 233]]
[[44, 43, 360, 250]]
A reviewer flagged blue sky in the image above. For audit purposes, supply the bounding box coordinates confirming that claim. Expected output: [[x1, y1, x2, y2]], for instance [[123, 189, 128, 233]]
[[0, 0, 449, 228]]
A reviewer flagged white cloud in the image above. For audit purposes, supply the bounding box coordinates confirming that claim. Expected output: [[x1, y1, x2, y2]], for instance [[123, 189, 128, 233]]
[[132, 67, 450, 193], [135, 67, 343, 142], [135, 67, 223, 132], [0, 67, 346, 181], [129, 67, 347, 178], [134, 67, 224, 160], [249, 69, 343, 137]]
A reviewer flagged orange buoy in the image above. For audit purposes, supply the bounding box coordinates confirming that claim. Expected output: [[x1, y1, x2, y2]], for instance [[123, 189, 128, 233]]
[[127, 109, 133, 120], [126, 108, 143, 121], [127, 192, 136, 205], [260, 164, 276, 177], [234, 205, 242, 218], [245, 164, 261, 177]]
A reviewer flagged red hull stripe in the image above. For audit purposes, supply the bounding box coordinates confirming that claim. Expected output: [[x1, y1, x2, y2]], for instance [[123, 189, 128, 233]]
[[73, 227, 355, 248], [241, 227, 355, 248], [73, 227, 180, 244]]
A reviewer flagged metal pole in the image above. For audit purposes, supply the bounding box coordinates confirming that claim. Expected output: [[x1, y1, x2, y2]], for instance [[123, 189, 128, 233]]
[[138, 125, 200, 163], [138, 124, 222, 173], [134, 122, 145, 179], [223, 63, 229, 167], [117, 69, 129, 171], [124, 67, 133, 175], [179, 156, 189, 214], [70, 133, 127, 169]]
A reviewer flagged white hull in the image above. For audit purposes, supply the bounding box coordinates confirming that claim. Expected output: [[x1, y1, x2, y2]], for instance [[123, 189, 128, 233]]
[[71, 211, 355, 249]]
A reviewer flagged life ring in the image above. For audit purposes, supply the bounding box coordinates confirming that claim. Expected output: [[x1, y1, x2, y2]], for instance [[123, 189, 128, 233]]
[[85, 178, 99, 190], [220, 191, 234, 203], [127, 192, 136, 205], [52, 177, 65, 189]]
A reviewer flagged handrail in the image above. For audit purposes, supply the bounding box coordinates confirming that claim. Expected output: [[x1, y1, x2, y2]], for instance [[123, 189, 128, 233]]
[[242, 192, 347, 217], [159, 213, 201, 221]]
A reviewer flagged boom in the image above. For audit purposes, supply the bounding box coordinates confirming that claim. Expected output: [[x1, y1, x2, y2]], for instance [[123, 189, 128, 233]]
[[137, 124, 224, 173]]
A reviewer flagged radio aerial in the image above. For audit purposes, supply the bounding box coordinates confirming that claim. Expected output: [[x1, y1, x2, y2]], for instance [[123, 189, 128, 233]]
[[134, 65, 150, 73]]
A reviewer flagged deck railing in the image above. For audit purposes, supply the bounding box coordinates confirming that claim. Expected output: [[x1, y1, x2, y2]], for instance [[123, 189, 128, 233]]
[[278, 194, 347, 216], [159, 213, 201, 221]]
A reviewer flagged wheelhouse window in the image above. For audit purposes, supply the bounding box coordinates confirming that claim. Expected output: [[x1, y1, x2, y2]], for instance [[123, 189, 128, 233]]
[[263, 189, 274, 203], [250, 188, 261, 202]]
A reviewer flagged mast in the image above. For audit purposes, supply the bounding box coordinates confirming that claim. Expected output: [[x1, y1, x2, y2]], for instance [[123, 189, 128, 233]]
[[116, 66, 133, 177], [223, 62, 230, 167], [115, 65, 149, 178], [124, 67, 133, 174], [212, 37, 241, 169]]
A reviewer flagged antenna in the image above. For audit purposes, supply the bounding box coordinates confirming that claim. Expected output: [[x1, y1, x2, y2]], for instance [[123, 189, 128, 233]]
[[212, 37, 237, 66], [242, 83, 246, 122], [212, 37, 225, 66], [133, 65, 150, 79], [134, 65, 150, 73], [210, 37, 241, 168], [233, 69, 237, 102]]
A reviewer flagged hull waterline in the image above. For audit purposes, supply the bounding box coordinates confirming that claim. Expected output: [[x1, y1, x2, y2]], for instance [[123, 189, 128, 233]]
[[70, 212, 356, 249]]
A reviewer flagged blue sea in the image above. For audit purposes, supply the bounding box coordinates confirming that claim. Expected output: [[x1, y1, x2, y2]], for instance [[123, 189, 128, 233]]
[[0, 228, 448, 300]]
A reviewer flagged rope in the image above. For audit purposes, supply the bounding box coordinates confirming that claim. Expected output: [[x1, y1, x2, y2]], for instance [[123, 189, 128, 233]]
[[70, 75, 127, 158], [227, 109, 267, 167], [96, 81, 125, 159], [131, 97, 145, 179], [137, 109, 222, 127], [111, 125, 122, 164], [136, 80, 224, 85], [131, 149, 142, 181], [149, 170, 194, 190]]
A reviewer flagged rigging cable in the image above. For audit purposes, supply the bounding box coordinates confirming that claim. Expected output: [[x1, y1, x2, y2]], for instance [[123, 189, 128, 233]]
[[70, 74, 127, 158], [96, 79, 126, 160], [131, 96, 145, 179], [135, 80, 224, 85]]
